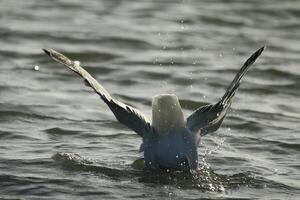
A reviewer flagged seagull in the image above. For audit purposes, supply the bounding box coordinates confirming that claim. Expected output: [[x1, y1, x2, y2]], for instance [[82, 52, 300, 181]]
[[43, 46, 265, 171]]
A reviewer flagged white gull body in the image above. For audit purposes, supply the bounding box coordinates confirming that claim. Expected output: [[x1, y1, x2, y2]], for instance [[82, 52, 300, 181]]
[[44, 46, 265, 171], [145, 94, 199, 170]]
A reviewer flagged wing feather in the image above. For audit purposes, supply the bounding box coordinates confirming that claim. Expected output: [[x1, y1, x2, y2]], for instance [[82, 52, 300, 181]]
[[43, 49, 151, 137], [186, 46, 265, 136]]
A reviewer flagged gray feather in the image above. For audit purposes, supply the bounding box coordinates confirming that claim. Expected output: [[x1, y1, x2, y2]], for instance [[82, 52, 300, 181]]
[[186, 46, 265, 136], [43, 49, 152, 138]]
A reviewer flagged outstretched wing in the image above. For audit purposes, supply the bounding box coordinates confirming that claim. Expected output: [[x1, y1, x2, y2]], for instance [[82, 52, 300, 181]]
[[43, 49, 152, 138], [186, 46, 265, 136]]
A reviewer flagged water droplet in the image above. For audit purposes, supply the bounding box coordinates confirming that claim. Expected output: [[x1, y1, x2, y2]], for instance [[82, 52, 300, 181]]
[[176, 155, 179, 158], [219, 185, 225, 191], [74, 60, 80, 66], [34, 65, 39, 71]]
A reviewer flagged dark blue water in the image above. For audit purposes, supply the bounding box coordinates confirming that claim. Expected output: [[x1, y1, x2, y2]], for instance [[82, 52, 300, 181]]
[[0, 0, 299, 199]]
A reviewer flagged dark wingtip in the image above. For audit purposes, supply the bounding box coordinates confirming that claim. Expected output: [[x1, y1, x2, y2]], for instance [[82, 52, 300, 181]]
[[42, 48, 51, 56], [257, 46, 265, 55], [254, 46, 266, 59], [245, 46, 265, 66]]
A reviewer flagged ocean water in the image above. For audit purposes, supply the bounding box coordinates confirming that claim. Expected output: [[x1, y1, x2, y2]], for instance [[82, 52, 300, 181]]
[[0, 0, 299, 199]]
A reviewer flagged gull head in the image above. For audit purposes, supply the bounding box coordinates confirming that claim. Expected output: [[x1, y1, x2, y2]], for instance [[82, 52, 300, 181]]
[[152, 94, 185, 134]]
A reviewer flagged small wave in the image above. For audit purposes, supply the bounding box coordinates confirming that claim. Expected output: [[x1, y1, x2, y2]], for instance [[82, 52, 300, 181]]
[[226, 117, 263, 132], [0, 130, 39, 141], [138, 70, 172, 80], [259, 139, 300, 153], [0, 131, 11, 139], [52, 152, 267, 192], [0, 110, 67, 121], [44, 127, 82, 135], [0, 173, 93, 197], [99, 36, 155, 50], [52, 153, 133, 179], [115, 94, 150, 106]]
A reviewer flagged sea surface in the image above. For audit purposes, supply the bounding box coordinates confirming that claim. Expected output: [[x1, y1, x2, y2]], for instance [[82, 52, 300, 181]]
[[0, 0, 299, 199]]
